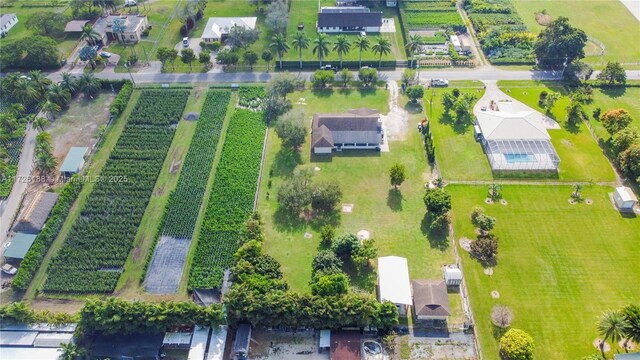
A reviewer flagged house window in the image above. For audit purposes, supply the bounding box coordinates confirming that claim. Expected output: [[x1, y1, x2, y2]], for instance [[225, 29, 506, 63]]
[[130, 35, 135, 39]]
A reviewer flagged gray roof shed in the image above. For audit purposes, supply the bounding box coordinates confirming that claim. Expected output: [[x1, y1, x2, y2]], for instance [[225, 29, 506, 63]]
[[13, 191, 59, 234], [3, 233, 37, 260], [60, 147, 88, 174]]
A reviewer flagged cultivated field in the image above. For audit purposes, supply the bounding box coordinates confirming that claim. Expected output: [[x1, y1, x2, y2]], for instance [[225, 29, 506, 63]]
[[449, 184, 640, 359]]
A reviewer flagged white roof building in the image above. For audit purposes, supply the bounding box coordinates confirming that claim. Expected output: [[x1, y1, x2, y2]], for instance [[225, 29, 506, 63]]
[[205, 325, 228, 360], [201, 17, 257, 42], [614, 186, 638, 210], [377, 256, 412, 316], [475, 101, 560, 171]]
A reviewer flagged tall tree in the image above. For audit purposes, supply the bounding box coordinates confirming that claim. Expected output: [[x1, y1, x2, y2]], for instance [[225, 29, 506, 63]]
[[243, 50, 258, 70], [597, 62, 627, 86], [181, 48, 196, 71], [354, 35, 370, 68], [261, 50, 274, 72], [198, 51, 211, 70], [25, 11, 68, 36], [332, 35, 351, 69], [46, 84, 71, 108], [622, 304, 640, 348], [32, 117, 50, 132], [270, 33, 290, 70], [291, 31, 310, 69], [41, 101, 61, 121], [79, 45, 98, 70], [405, 33, 421, 69], [313, 33, 331, 67], [28, 70, 51, 98], [59, 72, 79, 95], [80, 24, 100, 46], [265, 0, 289, 34], [372, 37, 391, 68], [597, 310, 630, 358], [389, 163, 406, 190], [78, 73, 101, 98], [534, 16, 587, 67]]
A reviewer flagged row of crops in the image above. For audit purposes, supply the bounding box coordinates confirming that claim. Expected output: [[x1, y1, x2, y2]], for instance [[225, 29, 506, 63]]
[[400, 0, 466, 33], [158, 90, 232, 239], [187, 109, 267, 290], [238, 86, 266, 109], [463, 0, 536, 64], [43, 90, 189, 294], [0, 128, 26, 199]]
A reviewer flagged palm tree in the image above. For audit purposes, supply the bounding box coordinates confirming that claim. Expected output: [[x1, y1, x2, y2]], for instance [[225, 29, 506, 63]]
[[59, 72, 79, 95], [622, 304, 640, 352], [405, 34, 421, 69], [57, 341, 80, 360], [597, 310, 630, 358], [79, 74, 101, 99], [270, 33, 290, 70], [27, 70, 51, 98], [46, 84, 71, 108], [353, 35, 370, 68], [1, 72, 21, 96], [291, 31, 310, 70], [332, 35, 351, 69], [14, 78, 38, 105], [35, 152, 57, 176], [371, 37, 391, 68], [32, 117, 50, 132], [80, 24, 100, 46], [41, 101, 61, 121], [313, 33, 331, 67]]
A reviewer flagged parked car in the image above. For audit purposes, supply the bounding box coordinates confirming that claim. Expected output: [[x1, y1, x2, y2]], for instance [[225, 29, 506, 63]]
[[124, 0, 137, 6], [360, 31, 366, 37], [320, 64, 337, 72], [100, 51, 112, 58], [182, 37, 189, 47], [1, 264, 17, 275], [431, 78, 449, 87]]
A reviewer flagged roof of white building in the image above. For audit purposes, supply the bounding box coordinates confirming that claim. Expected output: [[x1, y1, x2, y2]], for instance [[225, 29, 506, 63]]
[[476, 106, 550, 141], [377, 256, 412, 305], [201, 17, 257, 39], [616, 187, 638, 202]]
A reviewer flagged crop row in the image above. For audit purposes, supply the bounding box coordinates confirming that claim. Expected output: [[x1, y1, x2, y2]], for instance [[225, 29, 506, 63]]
[[238, 86, 266, 109], [188, 109, 267, 290], [160, 90, 232, 239], [43, 90, 189, 294], [400, 0, 465, 32]]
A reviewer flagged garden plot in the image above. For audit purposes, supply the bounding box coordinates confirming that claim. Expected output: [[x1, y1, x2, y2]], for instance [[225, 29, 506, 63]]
[[143, 236, 190, 294]]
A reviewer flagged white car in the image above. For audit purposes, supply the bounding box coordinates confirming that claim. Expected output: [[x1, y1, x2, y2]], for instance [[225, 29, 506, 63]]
[[124, 0, 137, 6], [2, 264, 17, 275], [182, 37, 189, 48], [431, 79, 449, 87]]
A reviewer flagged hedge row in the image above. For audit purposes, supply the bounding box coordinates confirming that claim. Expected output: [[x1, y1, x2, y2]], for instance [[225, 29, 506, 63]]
[[109, 81, 133, 116], [11, 178, 84, 291], [274, 60, 397, 70], [99, 79, 129, 91]]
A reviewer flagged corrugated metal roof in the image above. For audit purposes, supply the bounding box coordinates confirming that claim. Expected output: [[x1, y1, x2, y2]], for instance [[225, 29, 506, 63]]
[[377, 256, 412, 305], [0, 331, 38, 346], [60, 147, 88, 173], [3, 233, 37, 260], [33, 332, 74, 347], [188, 326, 210, 360], [205, 325, 228, 360], [320, 330, 331, 348], [0, 347, 61, 360], [163, 332, 192, 347]]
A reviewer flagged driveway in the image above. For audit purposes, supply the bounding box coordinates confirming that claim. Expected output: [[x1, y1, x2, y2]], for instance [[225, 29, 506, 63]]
[[474, 80, 560, 130], [174, 37, 204, 57], [380, 18, 396, 33]]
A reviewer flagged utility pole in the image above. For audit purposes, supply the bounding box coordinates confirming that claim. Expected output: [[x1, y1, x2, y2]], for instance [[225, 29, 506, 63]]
[[124, 63, 136, 87]]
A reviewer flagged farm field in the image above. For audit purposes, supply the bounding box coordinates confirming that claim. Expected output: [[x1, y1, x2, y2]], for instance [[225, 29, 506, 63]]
[[257, 86, 458, 302], [510, 0, 640, 65], [42, 89, 189, 294], [498, 81, 617, 182], [187, 108, 267, 290], [400, 0, 465, 34], [449, 184, 640, 360]]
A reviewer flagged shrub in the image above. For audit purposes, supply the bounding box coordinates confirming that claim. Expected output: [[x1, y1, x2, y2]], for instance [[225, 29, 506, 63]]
[[312, 250, 343, 274], [358, 68, 378, 87], [320, 225, 335, 247], [310, 272, 349, 296], [109, 81, 133, 116], [491, 304, 514, 328], [405, 85, 424, 103], [499, 329, 534, 360], [332, 234, 360, 260], [601, 108, 633, 135], [424, 188, 452, 215], [470, 234, 498, 262], [474, 213, 496, 232]]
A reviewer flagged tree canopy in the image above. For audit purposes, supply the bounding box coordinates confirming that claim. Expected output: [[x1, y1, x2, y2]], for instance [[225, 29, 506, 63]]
[[500, 328, 535, 360], [275, 108, 307, 148], [534, 17, 587, 67]]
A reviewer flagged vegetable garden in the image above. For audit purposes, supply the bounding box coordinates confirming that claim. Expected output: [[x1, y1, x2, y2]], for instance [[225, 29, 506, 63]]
[[188, 109, 267, 290], [238, 86, 266, 110], [400, 0, 465, 33], [463, 0, 535, 64], [43, 90, 189, 294]]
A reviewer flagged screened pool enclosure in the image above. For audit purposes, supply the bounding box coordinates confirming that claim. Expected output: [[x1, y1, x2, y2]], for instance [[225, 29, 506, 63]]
[[483, 138, 560, 171]]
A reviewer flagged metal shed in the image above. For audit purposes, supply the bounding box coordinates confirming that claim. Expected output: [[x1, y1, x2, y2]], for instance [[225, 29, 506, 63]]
[[614, 186, 638, 210], [377, 256, 412, 317], [3, 233, 37, 260], [33, 332, 74, 347], [0, 347, 61, 360], [205, 325, 228, 360], [188, 326, 209, 360], [13, 191, 59, 234], [444, 266, 463, 286], [233, 324, 252, 359], [60, 147, 88, 176], [0, 331, 37, 346], [163, 332, 192, 349]]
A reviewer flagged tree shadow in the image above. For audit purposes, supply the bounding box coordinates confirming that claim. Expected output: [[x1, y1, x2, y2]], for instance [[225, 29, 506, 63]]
[[357, 87, 378, 97], [562, 119, 582, 134], [344, 262, 376, 293], [404, 101, 423, 114], [420, 213, 449, 251], [272, 206, 306, 233], [438, 113, 470, 134], [271, 147, 303, 178], [338, 87, 353, 96], [311, 88, 334, 98], [386, 189, 403, 212], [599, 86, 626, 98], [491, 324, 509, 340], [308, 209, 342, 231]]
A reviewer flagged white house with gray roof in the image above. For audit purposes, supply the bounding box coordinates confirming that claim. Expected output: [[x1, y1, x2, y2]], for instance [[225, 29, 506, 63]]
[[201, 17, 257, 43], [312, 108, 383, 154], [0, 13, 18, 35], [475, 101, 560, 171], [317, 7, 382, 33]]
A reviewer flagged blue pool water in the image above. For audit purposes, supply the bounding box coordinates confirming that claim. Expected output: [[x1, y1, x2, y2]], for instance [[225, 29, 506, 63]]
[[504, 153, 535, 163]]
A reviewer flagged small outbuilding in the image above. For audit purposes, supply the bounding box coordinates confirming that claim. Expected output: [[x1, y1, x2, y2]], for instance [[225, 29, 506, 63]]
[[13, 191, 59, 234], [33, 332, 75, 348], [233, 324, 252, 359], [319, 329, 331, 352], [0, 13, 18, 35], [377, 256, 412, 317], [60, 147, 88, 177], [206, 325, 228, 360], [64, 20, 91, 33], [3, 233, 37, 262], [188, 326, 209, 360], [444, 266, 463, 286], [330, 331, 361, 360], [613, 186, 638, 211], [412, 280, 450, 321]]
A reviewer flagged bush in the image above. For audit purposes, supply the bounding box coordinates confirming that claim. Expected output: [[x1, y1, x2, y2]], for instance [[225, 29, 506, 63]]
[[491, 304, 514, 328], [601, 108, 633, 135], [470, 234, 498, 262], [320, 225, 335, 247], [405, 85, 424, 102], [499, 329, 534, 360], [358, 68, 379, 87], [474, 213, 496, 232], [109, 81, 133, 116], [332, 234, 360, 260], [310, 272, 349, 296], [312, 70, 334, 88], [424, 188, 452, 215], [312, 250, 343, 274]]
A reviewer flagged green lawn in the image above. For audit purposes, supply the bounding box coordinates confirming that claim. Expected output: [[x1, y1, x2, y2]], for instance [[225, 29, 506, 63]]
[[511, 0, 640, 65], [426, 81, 490, 180], [498, 81, 617, 182], [585, 86, 640, 141], [449, 184, 640, 360], [258, 86, 458, 310]]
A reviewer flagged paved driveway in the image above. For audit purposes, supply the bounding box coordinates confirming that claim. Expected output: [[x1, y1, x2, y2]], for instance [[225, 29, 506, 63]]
[[174, 37, 204, 56]]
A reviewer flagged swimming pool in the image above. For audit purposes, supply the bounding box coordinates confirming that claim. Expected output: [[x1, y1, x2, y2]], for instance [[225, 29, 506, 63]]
[[504, 153, 535, 163]]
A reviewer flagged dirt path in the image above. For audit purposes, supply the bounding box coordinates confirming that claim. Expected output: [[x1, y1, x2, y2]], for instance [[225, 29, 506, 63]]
[[381, 81, 410, 143]]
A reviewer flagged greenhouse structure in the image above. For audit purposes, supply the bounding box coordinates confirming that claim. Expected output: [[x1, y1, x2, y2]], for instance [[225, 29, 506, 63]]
[[474, 106, 560, 172]]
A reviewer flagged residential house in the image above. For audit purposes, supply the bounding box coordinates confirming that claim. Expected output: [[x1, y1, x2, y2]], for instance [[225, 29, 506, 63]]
[[412, 280, 451, 321], [201, 17, 257, 43], [93, 15, 148, 44], [0, 13, 18, 35], [317, 7, 382, 33], [312, 108, 383, 154]]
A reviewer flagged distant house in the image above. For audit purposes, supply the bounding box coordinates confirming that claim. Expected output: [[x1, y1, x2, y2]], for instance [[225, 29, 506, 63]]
[[614, 353, 640, 360], [412, 280, 451, 321], [312, 108, 383, 154], [0, 13, 18, 35], [201, 17, 257, 43], [475, 101, 560, 172], [317, 7, 382, 33], [64, 20, 91, 33], [93, 15, 148, 44], [377, 256, 412, 317], [13, 191, 59, 234], [0, 322, 76, 359], [386, 0, 398, 7], [60, 147, 88, 177]]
